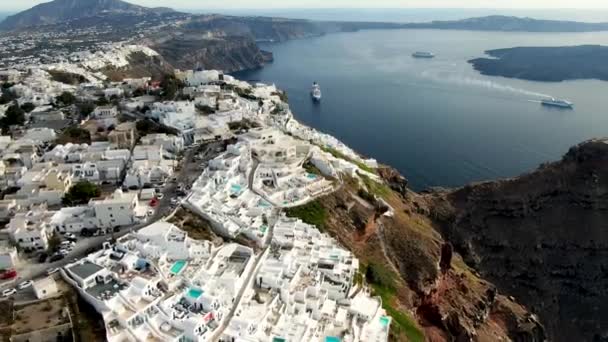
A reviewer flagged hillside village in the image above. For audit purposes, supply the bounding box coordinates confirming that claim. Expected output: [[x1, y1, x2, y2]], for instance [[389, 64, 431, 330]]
[[0, 42, 393, 342]]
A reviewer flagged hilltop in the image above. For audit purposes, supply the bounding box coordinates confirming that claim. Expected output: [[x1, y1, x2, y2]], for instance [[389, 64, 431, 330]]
[[0, 0, 175, 31]]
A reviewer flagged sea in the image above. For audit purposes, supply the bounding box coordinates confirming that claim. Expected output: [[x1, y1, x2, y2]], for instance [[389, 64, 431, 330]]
[[231, 11, 608, 190]]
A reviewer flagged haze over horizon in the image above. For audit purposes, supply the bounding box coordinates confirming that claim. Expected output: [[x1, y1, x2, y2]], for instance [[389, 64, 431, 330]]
[[3, 0, 608, 12]]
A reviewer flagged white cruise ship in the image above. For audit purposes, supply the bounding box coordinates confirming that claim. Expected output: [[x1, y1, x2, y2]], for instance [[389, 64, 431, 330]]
[[541, 98, 574, 109], [311, 82, 322, 101], [412, 51, 435, 58]]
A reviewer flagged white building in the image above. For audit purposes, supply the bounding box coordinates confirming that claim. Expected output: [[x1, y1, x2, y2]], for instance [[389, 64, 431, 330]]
[[91, 190, 139, 229], [8, 207, 55, 251], [33, 276, 59, 299]]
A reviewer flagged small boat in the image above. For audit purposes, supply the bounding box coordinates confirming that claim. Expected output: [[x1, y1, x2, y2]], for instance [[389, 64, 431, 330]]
[[541, 98, 573, 109], [412, 51, 435, 58], [311, 82, 322, 101]]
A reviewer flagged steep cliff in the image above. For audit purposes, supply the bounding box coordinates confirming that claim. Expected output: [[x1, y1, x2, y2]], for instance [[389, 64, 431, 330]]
[[287, 171, 545, 341], [427, 139, 608, 342], [150, 35, 271, 73]]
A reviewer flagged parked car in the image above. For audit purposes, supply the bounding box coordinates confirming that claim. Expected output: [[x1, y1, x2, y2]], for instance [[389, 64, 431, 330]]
[[156, 193, 164, 200], [49, 253, 64, 262], [0, 269, 17, 280], [2, 288, 16, 297], [60, 241, 75, 248], [65, 233, 77, 241], [38, 252, 48, 263], [17, 280, 33, 290]]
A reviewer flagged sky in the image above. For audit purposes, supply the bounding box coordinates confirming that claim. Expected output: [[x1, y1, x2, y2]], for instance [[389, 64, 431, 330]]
[[3, 0, 608, 11]]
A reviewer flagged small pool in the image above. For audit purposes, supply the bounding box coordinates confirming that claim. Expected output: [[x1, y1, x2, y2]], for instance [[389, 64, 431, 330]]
[[325, 337, 341, 342], [230, 184, 243, 194], [170, 260, 187, 275], [188, 288, 203, 299], [260, 225, 268, 233], [258, 200, 271, 208], [307, 173, 318, 180], [380, 316, 391, 327]]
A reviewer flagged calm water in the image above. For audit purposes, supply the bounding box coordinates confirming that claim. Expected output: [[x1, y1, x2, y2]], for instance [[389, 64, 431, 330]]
[[235, 29, 608, 190]]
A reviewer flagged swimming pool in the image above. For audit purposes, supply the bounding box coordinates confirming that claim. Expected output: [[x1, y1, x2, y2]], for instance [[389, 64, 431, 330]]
[[230, 184, 243, 194], [170, 260, 187, 275], [307, 173, 318, 180], [325, 337, 341, 342], [380, 316, 391, 327], [188, 288, 203, 299]]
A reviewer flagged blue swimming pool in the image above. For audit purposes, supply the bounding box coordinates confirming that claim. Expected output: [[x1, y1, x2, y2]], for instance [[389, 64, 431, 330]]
[[325, 337, 341, 342], [188, 288, 203, 299], [380, 316, 390, 327], [307, 173, 318, 180], [170, 260, 187, 274]]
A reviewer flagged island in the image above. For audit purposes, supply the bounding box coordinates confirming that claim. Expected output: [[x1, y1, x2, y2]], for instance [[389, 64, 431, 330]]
[[468, 45, 608, 82]]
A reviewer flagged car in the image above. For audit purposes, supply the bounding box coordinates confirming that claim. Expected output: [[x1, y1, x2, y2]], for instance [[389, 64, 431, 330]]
[[49, 253, 64, 262], [38, 252, 48, 263], [61, 241, 76, 248], [2, 288, 16, 297], [156, 193, 164, 199], [46, 268, 59, 276], [65, 233, 77, 241], [17, 280, 33, 290], [0, 269, 17, 280], [59, 248, 70, 255]]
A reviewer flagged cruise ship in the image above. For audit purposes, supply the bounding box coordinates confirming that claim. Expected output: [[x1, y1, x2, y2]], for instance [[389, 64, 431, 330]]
[[311, 82, 322, 101], [541, 98, 574, 109], [412, 51, 435, 58]]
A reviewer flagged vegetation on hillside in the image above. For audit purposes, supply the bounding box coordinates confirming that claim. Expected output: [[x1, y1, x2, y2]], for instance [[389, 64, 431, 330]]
[[58, 126, 92, 145], [284, 200, 327, 231], [320, 145, 376, 174], [63, 181, 101, 206]]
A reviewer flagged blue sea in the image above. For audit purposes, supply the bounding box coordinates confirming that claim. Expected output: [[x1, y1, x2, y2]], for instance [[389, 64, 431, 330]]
[[234, 27, 608, 190]]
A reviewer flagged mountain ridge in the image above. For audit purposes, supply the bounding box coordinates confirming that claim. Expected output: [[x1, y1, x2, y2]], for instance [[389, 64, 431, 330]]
[[0, 0, 176, 31]]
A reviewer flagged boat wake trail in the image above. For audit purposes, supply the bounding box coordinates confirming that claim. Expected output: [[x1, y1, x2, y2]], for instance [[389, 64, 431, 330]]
[[421, 69, 552, 99]]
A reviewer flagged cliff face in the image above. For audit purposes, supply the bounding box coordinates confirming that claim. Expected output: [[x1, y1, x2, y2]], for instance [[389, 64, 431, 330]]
[[295, 172, 545, 342], [151, 35, 270, 73], [427, 139, 608, 342]]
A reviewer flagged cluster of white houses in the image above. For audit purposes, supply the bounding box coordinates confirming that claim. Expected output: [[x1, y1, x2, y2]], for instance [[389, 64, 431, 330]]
[[0, 41, 391, 340], [60, 216, 390, 342]]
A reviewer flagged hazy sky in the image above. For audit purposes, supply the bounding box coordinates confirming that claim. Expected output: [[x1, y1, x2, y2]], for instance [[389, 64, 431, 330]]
[[3, 0, 608, 11]]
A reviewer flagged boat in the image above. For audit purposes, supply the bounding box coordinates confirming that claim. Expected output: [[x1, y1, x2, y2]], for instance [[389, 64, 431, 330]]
[[541, 98, 574, 109], [311, 82, 322, 101], [412, 51, 435, 58]]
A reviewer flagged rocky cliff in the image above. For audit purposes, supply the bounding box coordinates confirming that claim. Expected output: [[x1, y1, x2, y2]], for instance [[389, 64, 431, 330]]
[[427, 139, 608, 341], [288, 170, 545, 341]]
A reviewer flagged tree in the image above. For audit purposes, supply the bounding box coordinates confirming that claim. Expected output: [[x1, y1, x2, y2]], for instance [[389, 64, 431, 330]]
[[132, 88, 146, 97], [0, 102, 25, 133], [20, 102, 35, 113], [56, 91, 76, 106], [160, 74, 184, 100], [58, 126, 91, 144], [0, 87, 16, 105], [76, 102, 95, 118], [63, 181, 101, 206], [48, 232, 62, 251], [95, 97, 110, 106]]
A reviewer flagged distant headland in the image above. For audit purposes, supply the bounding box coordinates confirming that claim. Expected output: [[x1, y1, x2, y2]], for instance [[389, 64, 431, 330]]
[[468, 45, 608, 82]]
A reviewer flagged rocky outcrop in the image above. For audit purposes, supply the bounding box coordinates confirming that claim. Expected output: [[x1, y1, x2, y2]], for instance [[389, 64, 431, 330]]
[[378, 166, 409, 198], [428, 138, 608, 342]]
